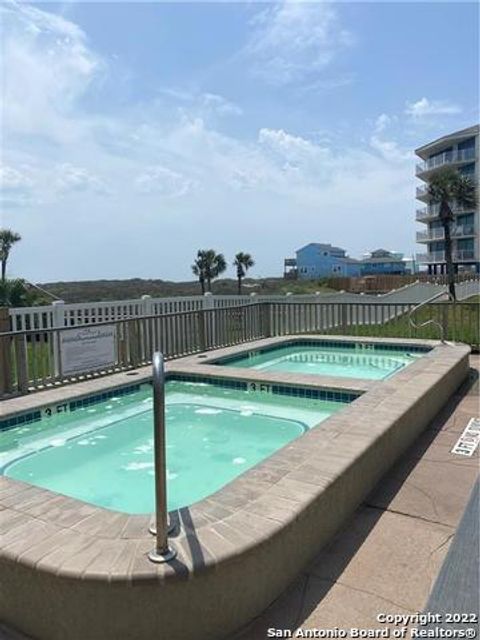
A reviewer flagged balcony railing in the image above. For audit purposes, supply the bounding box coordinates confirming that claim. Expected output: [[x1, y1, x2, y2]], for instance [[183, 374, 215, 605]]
[[416, 226, 476, 242], [416, 185, 429, 198], [416, 147, 476, 175], [417, 250, 477, 263], [416, 203, 476, 220]]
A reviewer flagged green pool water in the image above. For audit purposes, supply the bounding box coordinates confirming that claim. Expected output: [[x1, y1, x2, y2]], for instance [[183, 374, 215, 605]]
[[218, 343, 423, 380], [1, 381, 345, 514]]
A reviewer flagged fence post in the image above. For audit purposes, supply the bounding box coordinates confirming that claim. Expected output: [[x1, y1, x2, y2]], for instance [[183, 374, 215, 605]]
[[203, 292, 215, 347], [141, 295, 153, 316], [341, 304, 347, 334], [442, 304, 449, 341], [52, 300, 65, 376], [15, 335, 28, 394], [261, 302, 271, 338], [141, 295, 153, 358], [0, 307, 12, 396]]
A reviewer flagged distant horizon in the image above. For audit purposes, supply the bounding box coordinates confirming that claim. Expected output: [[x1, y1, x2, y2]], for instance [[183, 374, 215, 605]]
[[2, 1, 478, 282]]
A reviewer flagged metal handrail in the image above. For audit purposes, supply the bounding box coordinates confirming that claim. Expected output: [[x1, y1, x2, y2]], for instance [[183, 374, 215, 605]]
[[408, 290, 453, 342], [148, 352, 176, 563]]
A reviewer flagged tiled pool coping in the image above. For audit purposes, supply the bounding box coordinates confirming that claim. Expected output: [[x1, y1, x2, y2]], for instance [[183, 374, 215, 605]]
[[0, 335, 471, 640]]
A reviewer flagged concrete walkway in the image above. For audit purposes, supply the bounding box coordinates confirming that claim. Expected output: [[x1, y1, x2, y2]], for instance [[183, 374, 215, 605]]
[[233, 356, 479, 638]]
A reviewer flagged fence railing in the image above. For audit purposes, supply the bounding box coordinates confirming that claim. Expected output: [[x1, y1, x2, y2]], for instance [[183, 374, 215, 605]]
[[0, 304, 267, 396], [8, 278, 480, 332], [1, 300, 478, 397]]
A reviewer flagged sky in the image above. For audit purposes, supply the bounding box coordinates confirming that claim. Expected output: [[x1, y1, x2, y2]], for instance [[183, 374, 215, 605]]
[[1, 0, 478, 283]]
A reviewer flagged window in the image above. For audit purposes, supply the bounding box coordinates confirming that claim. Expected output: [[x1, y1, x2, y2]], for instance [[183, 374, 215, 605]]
[[458, 137, 475, 151]]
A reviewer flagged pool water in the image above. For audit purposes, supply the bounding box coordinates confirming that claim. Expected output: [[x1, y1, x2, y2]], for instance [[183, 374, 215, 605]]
[[217, 343, 424, 380], [1, 381, 345, 514]]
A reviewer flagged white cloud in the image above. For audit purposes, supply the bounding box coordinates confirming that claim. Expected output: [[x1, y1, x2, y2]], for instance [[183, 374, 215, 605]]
[[374, 113, 391, 134], [405, 97, 462, 119], [0, 163, 36, 208], [200, 93, 242, 117], [0, 164, 33, 190], [369, 136, 411, 163], [134, 166, 196, 198], [1, 0, 102, 142], [157, 88, 242, 117], [245, 1, 353, 85], [55, 163, 109, 195]]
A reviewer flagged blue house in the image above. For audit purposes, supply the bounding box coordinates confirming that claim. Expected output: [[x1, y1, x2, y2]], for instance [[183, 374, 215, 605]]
[[284, 243, 361, 279], [360, 249, 406, 275]]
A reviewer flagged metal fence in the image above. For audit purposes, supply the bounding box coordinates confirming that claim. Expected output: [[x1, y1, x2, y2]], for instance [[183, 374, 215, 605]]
[[0, 301, 478, 397]]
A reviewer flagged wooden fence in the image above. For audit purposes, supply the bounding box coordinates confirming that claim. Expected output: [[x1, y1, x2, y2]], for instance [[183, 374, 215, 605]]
[[0, 301, 478, 397], [326, 273, 480, 293]]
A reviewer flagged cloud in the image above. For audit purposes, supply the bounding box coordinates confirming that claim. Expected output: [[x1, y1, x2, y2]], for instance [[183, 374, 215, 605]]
[[1, 0, 102, 142], [157, 88, 242, 117], [0, 164, 33, 190], [134, 166, 196, 197], [405, 97, 462, 119], [0, 163, 36, 208], [369, 136, 411, 163], [245, 1, 353, 85], [374, 113, 391, 134], [55, 163, 109, 195]]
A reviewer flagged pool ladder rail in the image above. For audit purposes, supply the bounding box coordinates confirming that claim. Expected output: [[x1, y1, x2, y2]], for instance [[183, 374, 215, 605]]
[[408, 290, 454, 343], [148, 351, 177, 564]]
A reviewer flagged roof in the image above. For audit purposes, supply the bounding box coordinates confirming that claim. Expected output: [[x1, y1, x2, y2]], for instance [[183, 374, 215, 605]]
[[415, 124, 479, 159], [361, 255, 404, 264], [296, 243, 346, 254]]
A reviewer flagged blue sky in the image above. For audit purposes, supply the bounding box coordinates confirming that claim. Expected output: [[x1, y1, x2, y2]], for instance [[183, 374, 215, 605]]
[[1, 0, 478, 282]]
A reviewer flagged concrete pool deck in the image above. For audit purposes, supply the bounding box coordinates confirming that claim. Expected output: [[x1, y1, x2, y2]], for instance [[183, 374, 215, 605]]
[[0, 337, 473, 640]]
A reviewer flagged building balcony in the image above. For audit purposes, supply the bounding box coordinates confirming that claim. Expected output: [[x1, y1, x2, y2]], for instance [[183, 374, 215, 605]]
[[416, 225, 476, 243], [415, 147, 476, 176], [417, 249, 477, 263], [416, 185, 429, 200], [416, 203, 476, 221]]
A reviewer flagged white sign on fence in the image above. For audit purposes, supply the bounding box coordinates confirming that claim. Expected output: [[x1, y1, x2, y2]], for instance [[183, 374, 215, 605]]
[[60, 326, 117, 376]]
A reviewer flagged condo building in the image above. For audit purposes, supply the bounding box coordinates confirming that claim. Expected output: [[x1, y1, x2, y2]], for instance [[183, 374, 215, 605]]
[[415, 124, 479, 274]]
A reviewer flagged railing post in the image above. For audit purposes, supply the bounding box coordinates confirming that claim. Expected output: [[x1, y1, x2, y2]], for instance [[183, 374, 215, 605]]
[[442, 304, 449, 341], [128, 319, 140, 367], [261, 302, 271, 338], [141, 295, 153, 358], [203, 292, 215, 347], [0, 307, 13, 396], [148, 352, 176, 563], [15, 335, 29, 394], [341, 304, 347, 334], [52, 300, 65, 377]]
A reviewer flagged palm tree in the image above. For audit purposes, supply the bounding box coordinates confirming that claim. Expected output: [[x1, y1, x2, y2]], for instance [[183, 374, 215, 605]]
[[427, 168, 476, 300], [203, 249, 227, 292], [233, 252, 255, 294], [0, 229, 22, 282], [191, 251, 207, 294], [0, 279, 36, 307], [191, 249, 227, 293]]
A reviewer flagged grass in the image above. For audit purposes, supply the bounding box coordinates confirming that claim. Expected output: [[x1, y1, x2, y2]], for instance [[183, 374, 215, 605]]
[[325, 302, 479, 349], [37, 276, 336, 303]]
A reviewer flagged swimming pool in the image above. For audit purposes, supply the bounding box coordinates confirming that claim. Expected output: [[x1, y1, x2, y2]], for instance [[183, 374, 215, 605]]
[[0, 379, 349, 514], [213, 341, 427, 380]]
